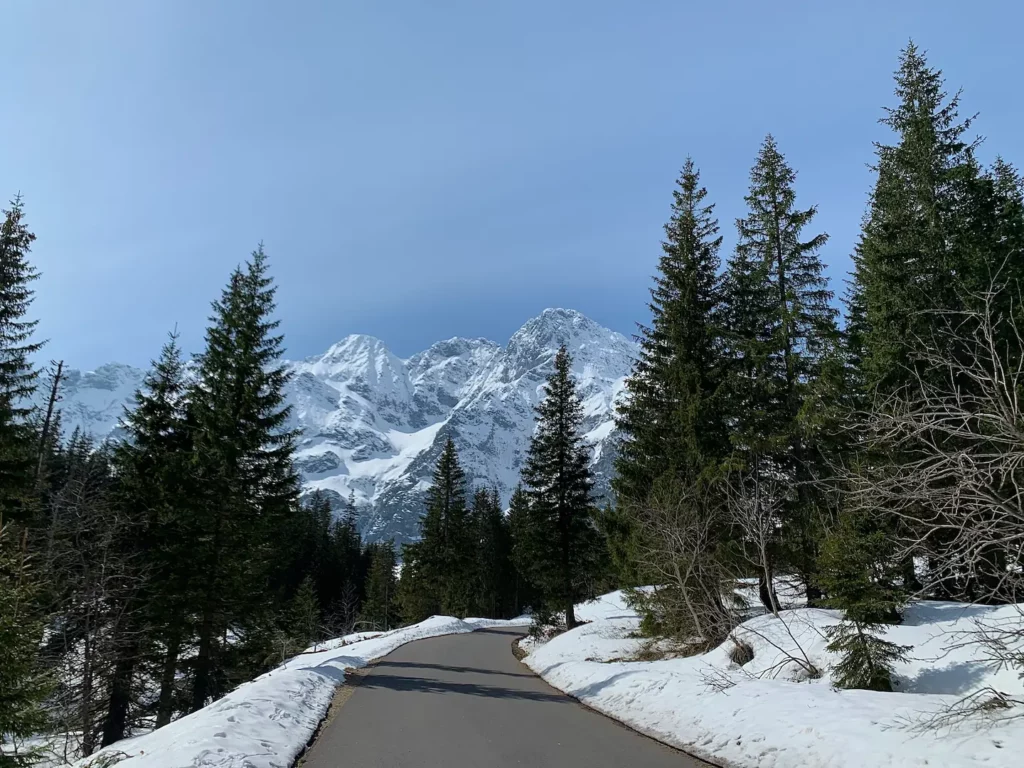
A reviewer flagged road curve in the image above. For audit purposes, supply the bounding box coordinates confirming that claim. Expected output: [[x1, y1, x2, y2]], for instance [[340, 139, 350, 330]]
[[299, 625, 707, 768]]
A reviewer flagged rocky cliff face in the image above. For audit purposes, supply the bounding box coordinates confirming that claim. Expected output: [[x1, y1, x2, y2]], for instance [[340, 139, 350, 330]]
[[52, 309, 635, 544]]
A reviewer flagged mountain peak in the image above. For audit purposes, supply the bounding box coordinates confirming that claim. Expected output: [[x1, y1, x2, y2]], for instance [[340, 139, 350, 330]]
[[320, 333, 392, 360], [44, 309, 635, 544]]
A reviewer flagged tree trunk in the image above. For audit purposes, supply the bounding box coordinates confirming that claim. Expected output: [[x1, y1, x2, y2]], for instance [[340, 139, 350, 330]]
[[101, 645, 138, 746], [562, 513, 576, 629], [156, 630, 182, 728], [758, 569, 779, 614], [190, 611, 217, 713], [80, 620, 96, 756]]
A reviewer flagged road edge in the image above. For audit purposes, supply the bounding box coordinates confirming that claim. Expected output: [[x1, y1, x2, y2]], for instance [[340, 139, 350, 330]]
[[512, 636, 730, 768]]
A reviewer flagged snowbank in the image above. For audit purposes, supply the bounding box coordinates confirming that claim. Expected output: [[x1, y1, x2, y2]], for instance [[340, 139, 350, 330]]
[[523, 591, 1024, 768], [74, 616, 526, 768]]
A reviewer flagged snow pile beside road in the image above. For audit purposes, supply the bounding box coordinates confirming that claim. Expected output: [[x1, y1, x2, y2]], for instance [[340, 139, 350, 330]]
[[74, 616, 526, 768], [523, 590, 1024, 768]]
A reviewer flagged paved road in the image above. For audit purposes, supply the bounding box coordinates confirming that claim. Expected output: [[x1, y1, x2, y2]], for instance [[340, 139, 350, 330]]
[[300, 625, 706, 768]]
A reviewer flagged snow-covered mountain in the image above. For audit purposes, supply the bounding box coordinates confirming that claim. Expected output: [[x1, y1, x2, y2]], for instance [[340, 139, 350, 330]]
[[53, 309, 635, 544]]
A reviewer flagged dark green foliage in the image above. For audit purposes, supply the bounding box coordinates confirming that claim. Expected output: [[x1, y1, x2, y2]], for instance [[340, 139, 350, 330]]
[[186, 245, 301, 712], [613, 159, 734, 633], [818, 511, 911, 692], [0, 520, 50, 767], [516, 347, 603, 629], [616, 159, 728, 501], [288, 576, 322, 650], [595, 501, 639, 588], [405, 438, 475, 618], [856, 42, 978, 395], [108, 332, 192, 737], [825, 622, 911, 693], [968, 157, 1024, 351], [397, 540, 435, 624], [722, 136, 839, 604], [818, 512, 905, 625], [399, 443, 523, 624], [468, 487, 515, 618], [506, 485, 540, 615], [0, 199, 42, 525], [849, 43, 1024, 606], [361, 540, 399, 631]]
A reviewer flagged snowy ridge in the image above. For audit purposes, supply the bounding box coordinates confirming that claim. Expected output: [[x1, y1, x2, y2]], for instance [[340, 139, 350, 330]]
[[49, 309, 635, 543]]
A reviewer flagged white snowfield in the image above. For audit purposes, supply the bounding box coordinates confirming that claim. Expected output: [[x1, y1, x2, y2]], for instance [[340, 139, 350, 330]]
[[523, 591, 1024, 768], [73, 616, 526, 768]]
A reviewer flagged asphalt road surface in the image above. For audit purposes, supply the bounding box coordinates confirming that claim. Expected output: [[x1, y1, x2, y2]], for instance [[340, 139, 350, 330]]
[[300, 625, 707, 768]]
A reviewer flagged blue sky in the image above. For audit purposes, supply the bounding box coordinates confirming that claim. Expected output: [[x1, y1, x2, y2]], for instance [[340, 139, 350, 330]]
[[5, 1, 1023, 369]]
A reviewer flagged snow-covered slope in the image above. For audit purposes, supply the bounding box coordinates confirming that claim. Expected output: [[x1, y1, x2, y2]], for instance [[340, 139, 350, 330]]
[[51, 309, 634, 543], [524, 591, 1024, 768]]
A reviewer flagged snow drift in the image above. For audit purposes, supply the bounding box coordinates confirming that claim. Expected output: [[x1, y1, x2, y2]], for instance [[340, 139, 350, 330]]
[[523, 590, 1024, 768], [73, 616, 526, 768]]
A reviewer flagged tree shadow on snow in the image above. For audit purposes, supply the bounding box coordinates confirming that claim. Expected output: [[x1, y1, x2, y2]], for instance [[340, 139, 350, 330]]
[[897, 661, 993, 695], [569, 671, 640, 700]]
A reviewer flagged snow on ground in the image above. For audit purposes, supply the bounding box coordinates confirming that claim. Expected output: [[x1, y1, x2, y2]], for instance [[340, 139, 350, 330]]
[[72, 615, 526, 768], [523, 590, 1024, 768]]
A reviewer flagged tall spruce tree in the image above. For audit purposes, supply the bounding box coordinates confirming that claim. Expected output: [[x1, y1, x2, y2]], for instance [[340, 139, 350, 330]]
[[361, 540, 399, 631], [722, 136, 838, 604], [329, 493, 364, 627], [104, 332, 192, 740], [506, 484, 538, 615], [616, 158, 728, 499], [416, 438, 474, 617], [187, 246, 300, 711], [612, 158, 736, 630], [469, 487, 513, 618], [0, 518, 50, 767], [846, 44, 1005, 605], [518, 347, 602, 628], [0, 199, 43, 526], [0, 198, 49, 764], [856, 42, 977, 395]]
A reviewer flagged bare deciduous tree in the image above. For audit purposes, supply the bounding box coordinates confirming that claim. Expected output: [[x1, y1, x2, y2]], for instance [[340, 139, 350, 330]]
[[845, 279, 1024, 716], [848, 285, 1024, 604], [629, 476, 733, 650]]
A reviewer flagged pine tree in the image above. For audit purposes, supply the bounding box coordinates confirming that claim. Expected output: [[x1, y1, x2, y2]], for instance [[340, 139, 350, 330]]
[[327, 492, 364, 631], [613, 157, 734, 596], [361, 541, 398, 631], [971, 157, 1024, 347], [856, 42, 977, 395], [616, 158, 728, 500], [818, 511, 911, 691], [518, 347, 602, 629], [397, 540, 434, 624], [469, 487, 512, 618], [613, 158, 734, 629], [506, 484, 538, 615], [0, 198, 43, 525], [287, 576, 322, 651], [0, 518, 50, 767], [415, 438, 474, 617], [722, 136, 839, 604], [850, 44, 1011, 603], [187, 246, 300, 711], [105, 332, 193, 737]]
